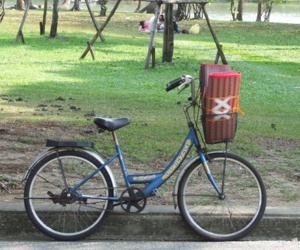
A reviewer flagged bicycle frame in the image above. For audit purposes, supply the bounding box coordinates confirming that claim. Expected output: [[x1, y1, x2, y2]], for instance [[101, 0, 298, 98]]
[[128, 122, 221, 197], [69, 122, 221, 202]]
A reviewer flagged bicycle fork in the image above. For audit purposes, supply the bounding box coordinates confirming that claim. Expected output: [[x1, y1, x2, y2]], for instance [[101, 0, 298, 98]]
[[199, 151, 225, 199]]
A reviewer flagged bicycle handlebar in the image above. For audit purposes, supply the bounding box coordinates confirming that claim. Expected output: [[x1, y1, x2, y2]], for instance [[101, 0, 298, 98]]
[[165, 76, 185, 92], [166, 75, 197, 103]]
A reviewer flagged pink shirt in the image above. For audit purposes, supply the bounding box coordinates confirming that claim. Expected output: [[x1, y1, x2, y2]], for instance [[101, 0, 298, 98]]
[[139, 20, 150, 33]]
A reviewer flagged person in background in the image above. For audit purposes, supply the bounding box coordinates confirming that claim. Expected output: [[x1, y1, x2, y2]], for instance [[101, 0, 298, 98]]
[[173, 17, 189, 34], [157, 14, 164, 33], [148, 13, 164, 33], [139, 20, 150, 33], [139, 14, 188, 34]]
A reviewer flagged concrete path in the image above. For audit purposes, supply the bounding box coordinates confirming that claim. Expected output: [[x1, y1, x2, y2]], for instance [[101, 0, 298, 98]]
[[0, 203, 299, 241]]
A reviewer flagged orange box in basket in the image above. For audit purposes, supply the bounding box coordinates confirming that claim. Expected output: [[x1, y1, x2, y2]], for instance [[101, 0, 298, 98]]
[[202, 71, 241, 144]]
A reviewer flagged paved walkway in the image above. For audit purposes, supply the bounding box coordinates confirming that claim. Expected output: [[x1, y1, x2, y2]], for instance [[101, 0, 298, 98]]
[[0, 203, 299, 241]]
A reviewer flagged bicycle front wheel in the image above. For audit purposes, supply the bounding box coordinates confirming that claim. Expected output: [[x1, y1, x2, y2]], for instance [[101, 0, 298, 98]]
[[24, 150, 114, 241], [178, 152, 266, 241]]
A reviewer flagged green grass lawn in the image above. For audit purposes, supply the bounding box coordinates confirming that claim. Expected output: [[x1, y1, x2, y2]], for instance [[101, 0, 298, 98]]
[[0, 10, 299, 163]]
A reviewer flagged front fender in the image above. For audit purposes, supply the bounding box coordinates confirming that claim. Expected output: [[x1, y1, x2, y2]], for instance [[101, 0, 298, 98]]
[[172, 150, 225, 209], [22, 147, 117, 197]]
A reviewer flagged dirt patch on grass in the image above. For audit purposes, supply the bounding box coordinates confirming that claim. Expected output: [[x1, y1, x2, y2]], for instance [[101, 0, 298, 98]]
[[0, 122, 299, 208], [0, 122, 95, 201]]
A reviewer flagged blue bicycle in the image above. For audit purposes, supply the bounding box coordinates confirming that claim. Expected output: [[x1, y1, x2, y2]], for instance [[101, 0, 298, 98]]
[[22, 75, 266, 241]]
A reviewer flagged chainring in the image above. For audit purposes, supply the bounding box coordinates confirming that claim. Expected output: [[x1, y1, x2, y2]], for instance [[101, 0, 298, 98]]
[[120, 187, 147, 213]]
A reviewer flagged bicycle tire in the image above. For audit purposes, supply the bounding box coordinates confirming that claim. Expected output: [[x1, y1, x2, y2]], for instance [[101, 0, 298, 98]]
[[177, 152, 266, 241], [24, 150, 114, 241]]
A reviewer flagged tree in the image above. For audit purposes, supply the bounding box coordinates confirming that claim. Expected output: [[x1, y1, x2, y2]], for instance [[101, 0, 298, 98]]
[[230, 0, 238, 21], [98, 0, 108, 16], [60, 0, 80, 11], [70, 0, 80, 11], [50, 0, 59, 37], [138, 1, 156, 13], [15, 0, 39, 10], [134, 0, 142, 13], [175, 3, 204, 21], [263, 1, 273, 22], [16, 0, 25, 10], [51, 0, 82, 38], [60, 0, 71, 10], [163, 4, 174, 63], [256, 1, 263, 21], [230, 0, 244, 21], [0, 0, 5, 22], [236, 0, 244, 21], [257, 0, 275, 22]]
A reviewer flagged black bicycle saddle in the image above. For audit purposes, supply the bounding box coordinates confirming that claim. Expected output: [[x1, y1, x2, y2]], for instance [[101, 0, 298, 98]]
[[94, 117, 131, 131]]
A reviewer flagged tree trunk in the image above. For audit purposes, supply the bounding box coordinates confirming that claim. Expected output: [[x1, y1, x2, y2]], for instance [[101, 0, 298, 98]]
[[256, 2, 262, 22], [50, 0, 59, 38], [70, 0, 80, 11], [0, 0, 5, 22], [162, 4, 174, 63], [138, 2, 156, 14], [237, 0, 243, 21], [230, 0, 236, 21], [98, 0, 107, 16], [134, 0, 141, 13], [263, 1, 273, 22], [40, 0, 48, 35], [15, 0, 25, 10], [60, 0, 70, 10]]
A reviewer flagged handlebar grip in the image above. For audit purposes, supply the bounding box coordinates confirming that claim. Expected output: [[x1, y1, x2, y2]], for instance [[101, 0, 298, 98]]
[[165, 77, 185, 92]]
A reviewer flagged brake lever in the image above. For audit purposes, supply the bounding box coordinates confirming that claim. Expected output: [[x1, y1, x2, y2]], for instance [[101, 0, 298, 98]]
[[177, 75, 194, 94], [178, 82, 189, 94]]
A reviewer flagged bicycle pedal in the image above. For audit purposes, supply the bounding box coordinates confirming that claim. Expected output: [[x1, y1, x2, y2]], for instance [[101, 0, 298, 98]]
[[153, 189, 162, 199]]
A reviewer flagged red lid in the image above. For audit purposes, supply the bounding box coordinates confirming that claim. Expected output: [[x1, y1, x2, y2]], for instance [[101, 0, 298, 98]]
[[201, 63, 230, 67], [209, 71, 241, 78]]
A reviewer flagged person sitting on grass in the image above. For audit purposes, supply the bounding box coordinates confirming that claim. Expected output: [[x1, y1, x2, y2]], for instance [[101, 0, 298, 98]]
[[139, 14, 164, 33], [173, 18, 189, 34], [157, 14, 164, 33], [139, 20, 150, 33]]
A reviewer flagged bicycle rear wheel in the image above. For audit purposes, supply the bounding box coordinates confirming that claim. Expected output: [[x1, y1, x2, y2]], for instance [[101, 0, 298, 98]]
[[177, 152, 266, 241], [24, 150, 113, 241]]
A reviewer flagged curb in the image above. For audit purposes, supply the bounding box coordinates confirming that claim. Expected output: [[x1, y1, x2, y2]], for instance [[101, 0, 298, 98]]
[[1, 203, 299, 241]]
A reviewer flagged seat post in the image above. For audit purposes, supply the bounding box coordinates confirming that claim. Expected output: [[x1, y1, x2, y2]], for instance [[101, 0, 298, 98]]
[[111, 131, 119, 147]]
